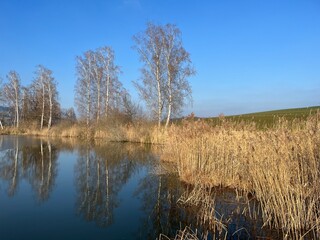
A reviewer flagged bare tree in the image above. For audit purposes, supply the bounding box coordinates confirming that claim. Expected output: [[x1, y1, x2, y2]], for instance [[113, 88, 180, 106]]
[[21, 86, 31, 122], [133, 23, 166, 127], [121, 91, 143, 123], [33, 65, 59, 130], [45, 70, 58, 129], [133, 23, 195, 127], [34, 66, 46, 129], [4, 71, 21, 128], [75, 51, 94, 126], [75, 47, 122, 125], [161, 24, 195, 127], [61, 107, 77, 123], [97, 47, 122, 119], [91, 52, 103, 123]]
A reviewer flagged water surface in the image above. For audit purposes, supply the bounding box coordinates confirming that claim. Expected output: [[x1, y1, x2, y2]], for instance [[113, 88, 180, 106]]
[[0, 136, 279, 239]]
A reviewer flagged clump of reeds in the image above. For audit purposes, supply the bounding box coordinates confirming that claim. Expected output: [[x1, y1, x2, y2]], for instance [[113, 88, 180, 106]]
[[178, 184, 227, 238], [159, 184, 227, 240], [159, 227, 201, 240], [161, 113, 320, 238]]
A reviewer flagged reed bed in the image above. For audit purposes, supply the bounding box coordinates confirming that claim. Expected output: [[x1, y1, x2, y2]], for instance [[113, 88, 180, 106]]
[[177, 185, 227, 239], [161, 113, 320, 239], [0, 120, 168, 144], [159, 184, 227, 240], [159, 227, 201, 240]]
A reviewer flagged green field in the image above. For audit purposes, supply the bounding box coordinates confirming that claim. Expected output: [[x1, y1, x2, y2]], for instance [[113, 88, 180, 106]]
[[201, 106, 320, 128]]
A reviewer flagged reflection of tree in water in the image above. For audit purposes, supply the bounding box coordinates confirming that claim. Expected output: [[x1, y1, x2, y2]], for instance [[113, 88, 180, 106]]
[[0, 137, 58, 202], [0, 138, 21, 196], [135, 170, 184, 239], [22, 139, 58, 202], [75, 143, 150, 227]]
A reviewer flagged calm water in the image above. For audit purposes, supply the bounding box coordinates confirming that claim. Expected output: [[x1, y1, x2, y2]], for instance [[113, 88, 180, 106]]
[[0, 136, 279, 240]]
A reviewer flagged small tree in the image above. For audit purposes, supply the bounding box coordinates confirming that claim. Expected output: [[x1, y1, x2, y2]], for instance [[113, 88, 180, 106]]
[[61, 107, 77, 123]]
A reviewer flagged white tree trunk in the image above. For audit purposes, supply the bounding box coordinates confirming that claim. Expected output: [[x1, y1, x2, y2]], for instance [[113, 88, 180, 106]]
[[165, 66, 172, 128], [165, 91, 172, 128], [86, 80, 91, 127], [105, 74, 110, 118], [48, 83, 53, 129], [14, 81, 19, 128], [40, 78, 45, 130], [157, 77, 162, 128], [156, 58, 162, 128], [97, 83, 101, 123]]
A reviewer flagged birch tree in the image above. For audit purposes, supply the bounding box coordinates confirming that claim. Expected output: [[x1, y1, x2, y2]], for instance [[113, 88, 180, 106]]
[[75, 51, 94, 126], [97, 47, 121, 119], [133, 23, 165, 127], [33, 65, 58, 130], [92, 53, 103, 123], [161, 24, 195, 127], [34, 66, 46, 130], [133, 23, 195, 127], [4, 71, 21, 128], [75, 47, 122, 125], [45, 70, 58, 129]]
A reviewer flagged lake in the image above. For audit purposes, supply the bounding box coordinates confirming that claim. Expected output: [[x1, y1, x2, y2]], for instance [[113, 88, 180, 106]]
[[0, 136, 279, 239]]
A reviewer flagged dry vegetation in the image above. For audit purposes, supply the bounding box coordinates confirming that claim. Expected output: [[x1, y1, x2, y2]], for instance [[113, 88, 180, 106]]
[[161, 113, 320, 239], [0, 118, 169, 144]]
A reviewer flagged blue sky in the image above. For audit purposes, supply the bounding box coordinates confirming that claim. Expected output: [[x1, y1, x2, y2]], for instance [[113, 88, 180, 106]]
[[0, 0, 319, 117]]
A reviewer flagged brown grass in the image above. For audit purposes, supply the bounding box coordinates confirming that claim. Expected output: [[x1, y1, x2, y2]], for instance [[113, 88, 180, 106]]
[[0, 120, 168, 144], [159, 227, 202, 240], [161, 113, 320, 239]]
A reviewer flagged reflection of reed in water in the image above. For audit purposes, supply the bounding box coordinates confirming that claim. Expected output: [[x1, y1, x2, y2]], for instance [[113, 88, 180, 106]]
[[158, 184, 282, 240]]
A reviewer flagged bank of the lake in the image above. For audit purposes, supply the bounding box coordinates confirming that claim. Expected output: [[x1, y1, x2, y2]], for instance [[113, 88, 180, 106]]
[[0, 110, 320, 239]]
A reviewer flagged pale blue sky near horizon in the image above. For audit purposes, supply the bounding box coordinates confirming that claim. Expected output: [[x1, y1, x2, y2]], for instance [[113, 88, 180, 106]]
[[0, 0, 319, 117]]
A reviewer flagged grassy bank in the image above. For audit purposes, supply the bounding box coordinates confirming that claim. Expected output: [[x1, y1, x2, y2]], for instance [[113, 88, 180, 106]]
[[197, 106, 320, 128]]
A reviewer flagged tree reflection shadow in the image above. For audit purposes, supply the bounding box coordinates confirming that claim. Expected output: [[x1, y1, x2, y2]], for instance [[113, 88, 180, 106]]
[[74, 142, 153, 228], [0, 137, 58, 202], [134, 167, 184, 239]]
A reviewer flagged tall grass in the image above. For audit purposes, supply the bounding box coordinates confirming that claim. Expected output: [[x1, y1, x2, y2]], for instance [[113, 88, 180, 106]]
[[161, 113, 320, 238]]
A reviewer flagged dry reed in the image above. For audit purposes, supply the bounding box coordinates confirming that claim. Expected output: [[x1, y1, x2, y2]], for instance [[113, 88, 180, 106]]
[[161, 113, 320, 239]]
